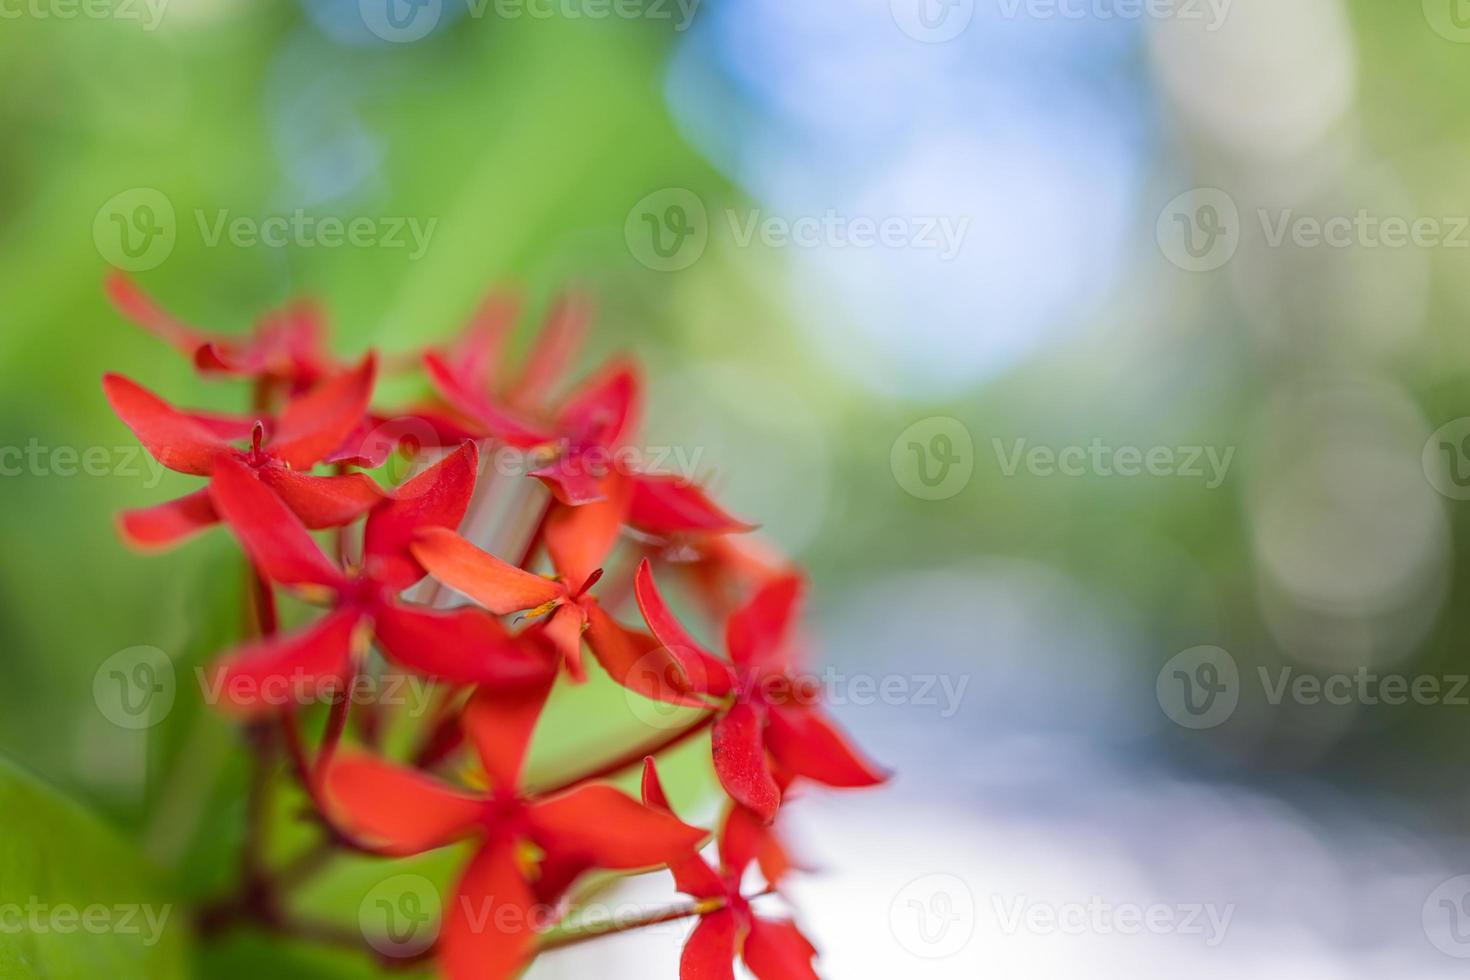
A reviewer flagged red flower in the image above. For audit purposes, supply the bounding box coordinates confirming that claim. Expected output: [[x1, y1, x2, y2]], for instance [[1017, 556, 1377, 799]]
[[206, 443, 549, 713], [635, 560, 889, 824], [102, 356, 383, 550], [427, 318, 751, 537], [408, 523, 702, 709], [641, 759, 820, 980], [324, 676, 709, 980], [106, 272, 337, 390]]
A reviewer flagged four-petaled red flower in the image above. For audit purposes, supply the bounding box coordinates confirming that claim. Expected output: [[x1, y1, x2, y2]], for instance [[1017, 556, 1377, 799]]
[[635, 559, 889, 824], [325, 676, 709, 980], [642, 759, 820, 980], [103, 356, 383, 550], [206, 443, 549, 711]]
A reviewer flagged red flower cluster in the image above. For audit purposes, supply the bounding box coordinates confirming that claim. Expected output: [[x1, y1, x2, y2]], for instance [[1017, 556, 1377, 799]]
[[103, 274, 887, 979]]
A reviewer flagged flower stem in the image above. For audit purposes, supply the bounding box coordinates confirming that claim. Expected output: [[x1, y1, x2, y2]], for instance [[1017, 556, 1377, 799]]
[[536, 710, 717, 795], [537, 898, 719, 953]]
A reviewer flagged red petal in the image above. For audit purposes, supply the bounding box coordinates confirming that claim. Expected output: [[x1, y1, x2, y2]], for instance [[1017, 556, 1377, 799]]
[[725, 575, 804, 670], [105, 272, 212, 357], [765, 705, 888, 788], [543, 604, 588, 681], [461, 672, 557, 793], [447, 291, 518, 388], [720, 805, 793, 889], [628, 475, 756, 537], [742, 918, 819, 980], [527, 784, 707, 869], [641, 759, 726, 900], [258, 466, 382, 529], [117, 489, 218, 551], [505, 291, 591, 409], [543, 477, 631, 588], [529, 456, 607, 507], [424, 351, 552, 447], [322, 752, 483, 855], [207, 456, 345, 588], [206, 607, 361, 715], [555, 359, 640, 447], [102, 374, 227, 476], [634, 559, 720, 666], [363, 441, 479, 590], [411, 526, 564, 615], [187, 410, 264, 441], [439, 839, 537, 980], [372, 601, 556, 687], [682, 910, 741, 980], [269, 354, 377, 469], [712, 703, 781, 824], [585, 605, 718, 708]]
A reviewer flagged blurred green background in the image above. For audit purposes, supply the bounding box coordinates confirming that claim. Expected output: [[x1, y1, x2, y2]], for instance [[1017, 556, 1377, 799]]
[[7, 0, 1470, 976]]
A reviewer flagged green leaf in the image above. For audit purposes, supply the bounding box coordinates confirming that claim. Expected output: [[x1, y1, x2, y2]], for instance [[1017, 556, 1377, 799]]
[[0, 755, 189, 979]]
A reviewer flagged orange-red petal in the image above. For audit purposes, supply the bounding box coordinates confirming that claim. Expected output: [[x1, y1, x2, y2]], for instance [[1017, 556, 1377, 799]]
[[116, 489, 218, 551], [372, 601, 555, 687], [712, 702, 781, 824], [461, 671, 557, 794], [682, 909, 741, 980], [257, 466, 382, 529], [208, 456, 346, 588], [527, 784, 707, 870], [270, 354, 377, 469], [742, 917, 819, 980], [764, 704, 889, 789], [102, 373, 227, 476], [411, 526, 564, 614], [323, 752, 483, 856], [364, 441, 479, 590]]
